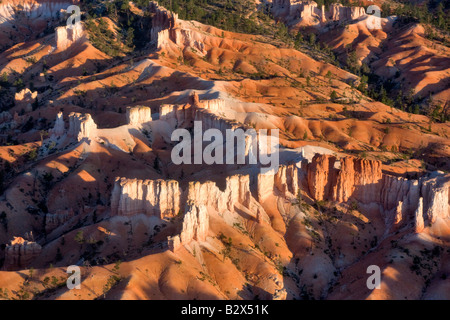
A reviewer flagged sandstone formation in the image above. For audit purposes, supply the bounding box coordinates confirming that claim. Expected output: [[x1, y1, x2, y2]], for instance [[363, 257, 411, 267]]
[[169, 203, 209, 251], [149, 1, 179, 47], [126, 106, 152, 126], [15, 88, 37, 111], [328, 3, 366, 22], [111, 173, 270, 251], [111, 178, 181, 217], [4, 237, 42, 271], [307, 154, 337, 201], [257, 163, 300, 201], [49, 112, 65, 138], [55, 22, 85, 51], [68, 112, 97, 141], [48, 111, 97, 145], [109, 150, 449, 254], [0, 0, 449, 301], [306, 154, 450, 230], [149, 1, 206, 54], [111, 174, 252, 218], [199, 98, 226, 113]]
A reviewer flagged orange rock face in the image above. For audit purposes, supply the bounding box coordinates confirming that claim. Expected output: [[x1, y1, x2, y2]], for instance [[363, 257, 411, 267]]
[[307, 154, 336, 201]]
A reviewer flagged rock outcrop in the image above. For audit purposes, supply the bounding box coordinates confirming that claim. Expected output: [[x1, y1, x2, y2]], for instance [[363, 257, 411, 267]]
[[15, 88, 37, 111], [199, 98, 225, 113], [159, 103, 196, 130], [111, 174, 265, 251], [328, 3, 366, 22], [49, 112, 65, 138], [0, 0, 71, 26], [148, 1, 206, 54], [55, 22, 85, 51], [305, 154, 450, 230], [258, 163, 300, 201], [68, 112, 97, 141], [110, 151, 449, 254], [111, 174, 252, 218], [111, 178, 181, 218], [47, 112, 97, 146], [187, 175, 252, 211], [307, 154, 337, 201], [126, 106, 152, 126], [3, 237, 42, 271], [180, 203, 209, 243], [169, 203, 209, 252], [420, 175, 450, 224], [335, 157, 383, 204]]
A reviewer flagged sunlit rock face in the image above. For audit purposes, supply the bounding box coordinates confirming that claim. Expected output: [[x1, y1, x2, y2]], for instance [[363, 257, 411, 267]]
[[68, 112, 97, 141], [0, 0, 74, 25], [55, 22, 85, 51], [110, 178, 181, 218], [126, 106, 152, 126], [15, 88, 37, 111]]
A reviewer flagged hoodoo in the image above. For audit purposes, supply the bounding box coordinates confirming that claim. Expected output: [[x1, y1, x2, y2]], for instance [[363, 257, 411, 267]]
[[0, 0, 448, 301], [4, 237, 42, 271]]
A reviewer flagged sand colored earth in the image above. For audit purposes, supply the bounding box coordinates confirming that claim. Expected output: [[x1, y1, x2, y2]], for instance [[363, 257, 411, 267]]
[[0, 0, 448, 300]]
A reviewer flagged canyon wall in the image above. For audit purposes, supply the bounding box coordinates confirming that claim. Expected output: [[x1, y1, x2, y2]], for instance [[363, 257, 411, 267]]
[[305, 154, 450, 230], [257, 163, 300, 201], [328, 3, 366, 21], [49, 111, 65, 138], [199, 98, 226, 113], [111, 174, 258, 251], [111, 178, 181, 218], [194, 109, 244, 136], [159, 103, 195, 128], [110, 153, 449, 252], [111, 174, 252, 218]]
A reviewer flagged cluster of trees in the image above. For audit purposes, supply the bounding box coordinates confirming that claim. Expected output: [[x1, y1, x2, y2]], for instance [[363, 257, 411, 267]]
[[382, 1, 449, 32], [85, 18, 132, 57], [342, 45, 449, 122], [354, 66, 448, 122], [315, 0, 364, 10], [149, 0, 269, 34], [82, 0, 152, 56]]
